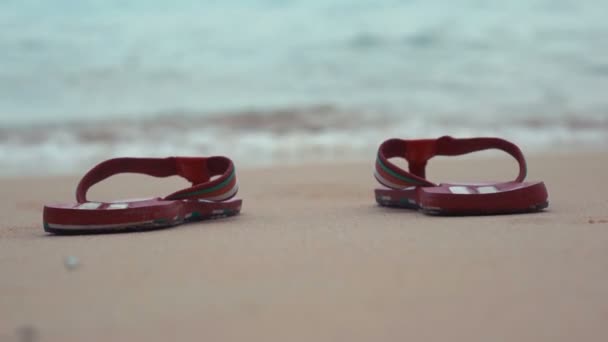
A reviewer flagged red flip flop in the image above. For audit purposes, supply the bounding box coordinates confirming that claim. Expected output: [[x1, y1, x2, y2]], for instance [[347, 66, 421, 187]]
[[43, 156, 242, 234], [374, 136, 548, 215]]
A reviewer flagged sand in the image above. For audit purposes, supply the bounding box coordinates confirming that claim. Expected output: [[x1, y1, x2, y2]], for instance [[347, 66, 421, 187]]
[[1, 152, 607, 341]]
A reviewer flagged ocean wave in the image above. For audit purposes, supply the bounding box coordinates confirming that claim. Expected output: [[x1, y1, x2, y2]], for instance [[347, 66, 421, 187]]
[[1, 106, 606, 176]]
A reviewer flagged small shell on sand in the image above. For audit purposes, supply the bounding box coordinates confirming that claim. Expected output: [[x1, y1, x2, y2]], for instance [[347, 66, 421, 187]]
[[64, 256, 79, 270]]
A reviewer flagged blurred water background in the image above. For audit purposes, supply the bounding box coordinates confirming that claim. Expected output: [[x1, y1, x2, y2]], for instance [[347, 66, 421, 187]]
[[1, 0, 607, 175]]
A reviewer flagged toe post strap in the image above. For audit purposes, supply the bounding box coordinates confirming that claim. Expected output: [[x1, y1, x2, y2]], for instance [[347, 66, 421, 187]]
[[375, 136, 528, 190]]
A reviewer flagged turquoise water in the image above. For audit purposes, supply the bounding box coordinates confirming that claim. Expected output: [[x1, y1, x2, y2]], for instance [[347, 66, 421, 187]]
[[0, 0, 607, 173], [3, 0, 608, 123]]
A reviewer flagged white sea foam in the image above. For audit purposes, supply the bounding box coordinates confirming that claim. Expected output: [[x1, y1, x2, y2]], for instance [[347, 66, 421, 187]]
[[0, 107, 605, 176]]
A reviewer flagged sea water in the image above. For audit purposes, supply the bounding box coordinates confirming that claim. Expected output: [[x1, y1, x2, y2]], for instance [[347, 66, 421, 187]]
[[1, 0, 607, 174]]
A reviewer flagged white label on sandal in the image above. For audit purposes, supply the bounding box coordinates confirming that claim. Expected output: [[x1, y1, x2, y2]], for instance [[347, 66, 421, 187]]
[[449, 186, 472, 194], [477, 186, 498, 194], [107, 203, 129, 210], [76, 202, 102, 210]]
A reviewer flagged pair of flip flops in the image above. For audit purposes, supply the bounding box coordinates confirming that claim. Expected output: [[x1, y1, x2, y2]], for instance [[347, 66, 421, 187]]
[[43, 136, 548, 234]]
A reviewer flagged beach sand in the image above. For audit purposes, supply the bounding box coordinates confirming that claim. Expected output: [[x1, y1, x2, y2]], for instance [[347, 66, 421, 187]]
[[1, 152, 607, 341]]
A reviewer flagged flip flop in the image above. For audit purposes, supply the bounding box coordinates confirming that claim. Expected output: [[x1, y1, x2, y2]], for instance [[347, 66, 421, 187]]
[[43, 156, 242, 234], [374, 136, 548, 215]]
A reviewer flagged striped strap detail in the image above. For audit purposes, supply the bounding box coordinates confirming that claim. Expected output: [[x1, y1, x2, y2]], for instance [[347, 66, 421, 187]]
[[76, 156, 239, 203], [165, 159, 238, 201], [374, 136, 528, 190], [374, 154, 431, 189]]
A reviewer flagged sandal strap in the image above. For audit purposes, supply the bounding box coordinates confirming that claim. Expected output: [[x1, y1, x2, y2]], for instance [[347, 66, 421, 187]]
[[374, 136, 527, 189], [75, 156, 238, 203]]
